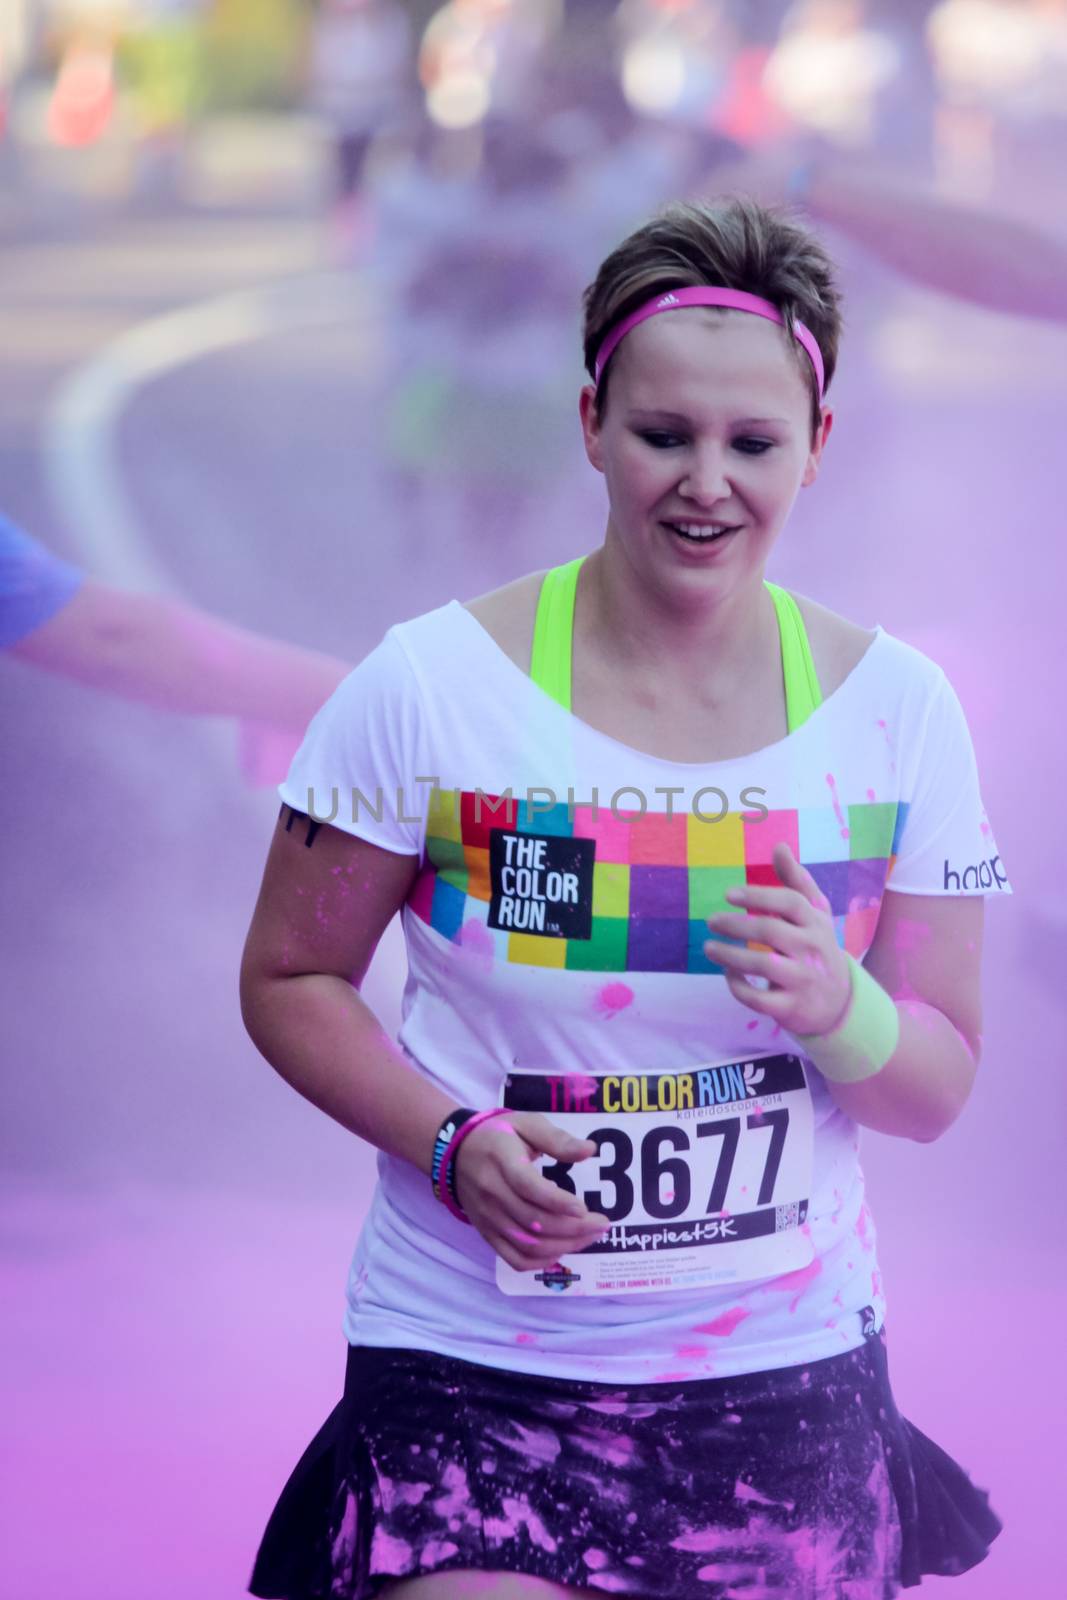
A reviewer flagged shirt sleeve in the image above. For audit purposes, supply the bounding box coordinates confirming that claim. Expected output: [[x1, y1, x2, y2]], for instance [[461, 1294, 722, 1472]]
[[277, 628, 429, 857], [0, 516, 86, 649], [886, 666, 1012, 896]]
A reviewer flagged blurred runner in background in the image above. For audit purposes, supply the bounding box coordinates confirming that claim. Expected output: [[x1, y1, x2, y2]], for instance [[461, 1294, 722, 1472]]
[[309, 0, 415, 254]]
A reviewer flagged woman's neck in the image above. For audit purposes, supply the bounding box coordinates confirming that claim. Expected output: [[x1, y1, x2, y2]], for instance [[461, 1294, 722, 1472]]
[[579, 542, 779, 705]]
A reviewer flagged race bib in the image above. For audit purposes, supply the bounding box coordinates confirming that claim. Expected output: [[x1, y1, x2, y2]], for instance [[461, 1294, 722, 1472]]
[[495, 1054, 815, 1297]]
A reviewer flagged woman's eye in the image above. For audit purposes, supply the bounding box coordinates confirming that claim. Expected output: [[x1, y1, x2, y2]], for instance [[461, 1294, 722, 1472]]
[[733, 438, 774, 455], [640, 431, 683, 449]]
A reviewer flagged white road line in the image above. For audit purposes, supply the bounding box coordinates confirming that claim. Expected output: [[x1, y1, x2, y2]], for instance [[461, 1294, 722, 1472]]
[[44, 269, 367, 590]]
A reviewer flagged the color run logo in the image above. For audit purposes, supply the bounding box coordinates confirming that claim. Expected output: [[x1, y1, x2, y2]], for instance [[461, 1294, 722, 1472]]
[[488, 831, 594, 937]]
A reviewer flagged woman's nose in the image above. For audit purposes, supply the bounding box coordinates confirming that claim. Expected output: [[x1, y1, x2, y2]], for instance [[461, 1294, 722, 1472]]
[[679, 447, 731, 504]]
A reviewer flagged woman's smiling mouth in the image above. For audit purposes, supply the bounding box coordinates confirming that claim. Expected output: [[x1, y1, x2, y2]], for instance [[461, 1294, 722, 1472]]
[[662, 520, 741, 544]]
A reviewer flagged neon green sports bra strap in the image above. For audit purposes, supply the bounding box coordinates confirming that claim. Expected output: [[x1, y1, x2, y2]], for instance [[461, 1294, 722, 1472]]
[[764, 580, 822, 733], [530, 555, 586, 711], [531, 561, 821, 732]]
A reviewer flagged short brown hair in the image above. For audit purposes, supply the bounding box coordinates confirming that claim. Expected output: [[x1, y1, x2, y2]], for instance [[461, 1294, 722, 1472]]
[[582, 197, 843, 439]]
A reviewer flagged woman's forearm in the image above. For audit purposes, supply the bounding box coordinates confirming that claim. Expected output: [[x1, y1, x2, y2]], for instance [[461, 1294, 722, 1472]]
[[808, 164, 1067, 322], [14, 581, 349, 726], [240, 970, 457, 1175], [821, 999, 978, 1143]]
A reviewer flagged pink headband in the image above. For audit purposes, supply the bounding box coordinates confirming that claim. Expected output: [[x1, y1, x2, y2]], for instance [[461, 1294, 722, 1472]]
[[593, 286, 825, 401]]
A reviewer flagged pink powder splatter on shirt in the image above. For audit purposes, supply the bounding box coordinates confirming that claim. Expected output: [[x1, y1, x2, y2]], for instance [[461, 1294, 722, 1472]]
[[825, 772, 850, 839], [693, 1307, 750, 1338], [856, 1204, 873, 1250], [458, 918, 494, 970], [674, 1344, 707, 1361], [876, 719, 897, 774], [594, 981, 635, 1019], [762, 1255, 822, 1313], [866, 787, 877, 803], [746, 1018, 760, 1030], [515, 1331, 538, 1345]]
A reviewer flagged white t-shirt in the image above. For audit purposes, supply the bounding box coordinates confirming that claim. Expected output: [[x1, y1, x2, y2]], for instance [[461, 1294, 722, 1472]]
[[278, 599, 1011, 1384]]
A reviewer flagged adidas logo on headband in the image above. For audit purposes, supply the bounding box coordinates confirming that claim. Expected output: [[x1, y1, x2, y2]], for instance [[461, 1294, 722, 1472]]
[[656, 293, 680, 307]]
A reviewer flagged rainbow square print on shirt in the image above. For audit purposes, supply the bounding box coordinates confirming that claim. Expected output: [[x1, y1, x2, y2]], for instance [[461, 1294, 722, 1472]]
[[408, 790, 909, 974]]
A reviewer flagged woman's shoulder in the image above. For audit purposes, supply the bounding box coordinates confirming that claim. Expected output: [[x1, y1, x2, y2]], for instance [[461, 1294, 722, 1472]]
[[782, 591, 880, 699], [460, 570, 546, 674], [793, 593, 947, 704]]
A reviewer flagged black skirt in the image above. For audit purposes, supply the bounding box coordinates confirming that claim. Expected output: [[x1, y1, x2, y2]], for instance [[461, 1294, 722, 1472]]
[[249, 1328, 1001, 1599]]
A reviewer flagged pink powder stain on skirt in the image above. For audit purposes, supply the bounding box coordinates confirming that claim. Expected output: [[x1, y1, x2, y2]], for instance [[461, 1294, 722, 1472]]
[[484, 1495, 559, 1554], [369, 1527, 415, 1576], [693, 1306, 750, 1338], [671, 1525, 733, 1553], [573, 1426, 638, 1468], [514, 1331, 539, 1345], [491, 1421, 561, 1466], [735, 1479, 796, 1511], [419, 1538, 459, 1565], [695, 1560, 759, 1585], [674, 1344, 707, 1361], [582, 1398, 659, 1420], [594, 981, 635, 1019], [583, 1548, 610, 1571], [378, 1473, 432, 1510], [430, 1460, 475, 1522]]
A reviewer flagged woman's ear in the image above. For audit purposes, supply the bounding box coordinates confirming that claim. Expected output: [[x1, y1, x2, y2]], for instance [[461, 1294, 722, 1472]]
[[801, 406, 834, 488], [579, 384, 605, 474]]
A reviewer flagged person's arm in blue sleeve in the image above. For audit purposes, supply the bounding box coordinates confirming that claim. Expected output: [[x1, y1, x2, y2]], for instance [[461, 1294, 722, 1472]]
[[3, 517, 350, 778]]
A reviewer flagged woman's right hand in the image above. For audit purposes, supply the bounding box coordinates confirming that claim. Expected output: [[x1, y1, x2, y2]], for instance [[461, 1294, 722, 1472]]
[[452, 1114, 611, 1272]]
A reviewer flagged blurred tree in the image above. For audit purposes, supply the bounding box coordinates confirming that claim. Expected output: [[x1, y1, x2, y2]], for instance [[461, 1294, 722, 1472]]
[[200, 0, 309, 111]]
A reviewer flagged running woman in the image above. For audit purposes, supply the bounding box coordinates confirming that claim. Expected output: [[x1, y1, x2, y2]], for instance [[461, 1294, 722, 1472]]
[[242, 197, 1009, 1600]]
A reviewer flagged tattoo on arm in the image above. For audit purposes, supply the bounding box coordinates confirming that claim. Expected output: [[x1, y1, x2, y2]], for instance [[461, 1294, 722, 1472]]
[[281, 805, 322, 848]]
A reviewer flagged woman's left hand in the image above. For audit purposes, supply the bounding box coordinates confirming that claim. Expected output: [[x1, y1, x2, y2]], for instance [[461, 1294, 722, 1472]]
[[704, 842, 852, 1038]]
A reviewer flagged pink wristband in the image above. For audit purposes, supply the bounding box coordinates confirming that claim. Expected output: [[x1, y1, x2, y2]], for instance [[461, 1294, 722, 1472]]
[[436, 1107, 512, 1224]]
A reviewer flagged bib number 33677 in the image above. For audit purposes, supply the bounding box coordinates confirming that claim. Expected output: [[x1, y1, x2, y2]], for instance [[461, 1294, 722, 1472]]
[[495, 1054, 815, 1298]]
